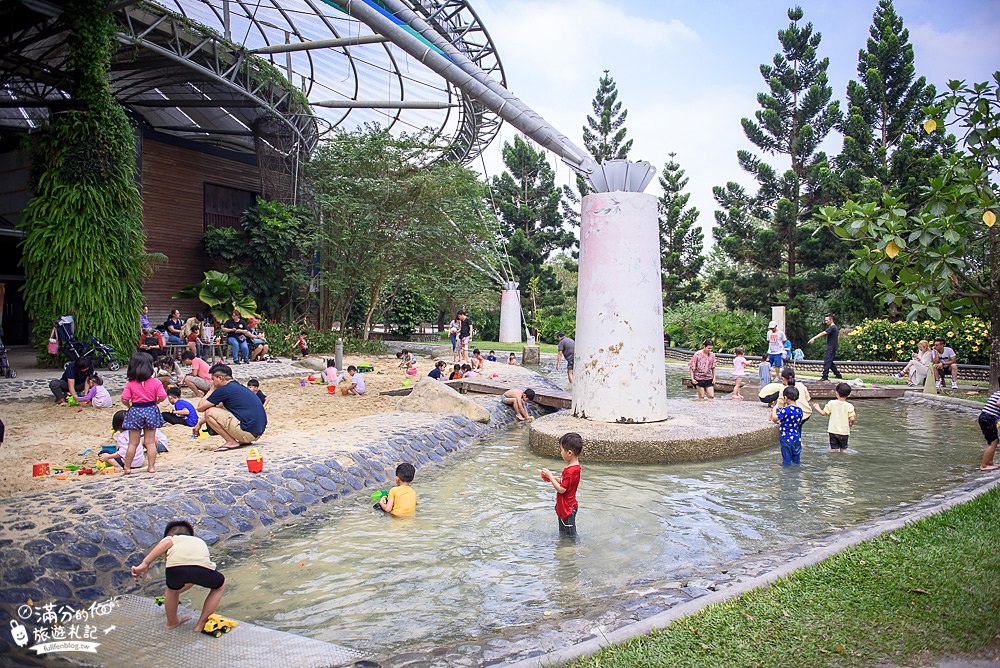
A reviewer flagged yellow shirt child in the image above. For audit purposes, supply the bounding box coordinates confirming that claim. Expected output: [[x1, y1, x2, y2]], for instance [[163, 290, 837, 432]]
[[379, 462, 417, 517], [813, 384, 857, 452]]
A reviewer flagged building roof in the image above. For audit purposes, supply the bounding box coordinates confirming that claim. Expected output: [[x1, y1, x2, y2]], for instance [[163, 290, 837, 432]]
[[0, 0, 505, 163]]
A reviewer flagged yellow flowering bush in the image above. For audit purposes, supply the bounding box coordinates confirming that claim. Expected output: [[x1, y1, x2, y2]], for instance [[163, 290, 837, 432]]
[[846, 318, 990, 364]]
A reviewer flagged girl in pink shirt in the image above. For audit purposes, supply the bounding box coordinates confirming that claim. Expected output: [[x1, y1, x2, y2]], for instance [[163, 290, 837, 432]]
[[732, 346, 748, 400], [121, 352, 167, 474]]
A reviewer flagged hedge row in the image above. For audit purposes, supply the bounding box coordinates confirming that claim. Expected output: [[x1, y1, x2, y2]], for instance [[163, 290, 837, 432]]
[[844, 317, 989, 365]]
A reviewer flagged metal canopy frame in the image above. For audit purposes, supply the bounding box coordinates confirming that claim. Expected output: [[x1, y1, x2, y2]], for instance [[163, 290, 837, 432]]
[[0, 0, 507, 166]]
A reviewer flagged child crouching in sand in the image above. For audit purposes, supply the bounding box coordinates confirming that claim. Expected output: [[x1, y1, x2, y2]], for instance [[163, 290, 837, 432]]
[[131, 520, 226, 633]]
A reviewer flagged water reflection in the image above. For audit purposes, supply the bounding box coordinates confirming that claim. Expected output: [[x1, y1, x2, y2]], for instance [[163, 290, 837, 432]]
[[220, 398, 979, 653]]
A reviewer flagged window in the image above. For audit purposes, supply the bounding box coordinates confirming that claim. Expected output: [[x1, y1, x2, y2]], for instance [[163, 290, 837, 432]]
[[204, 183, 257, 230]]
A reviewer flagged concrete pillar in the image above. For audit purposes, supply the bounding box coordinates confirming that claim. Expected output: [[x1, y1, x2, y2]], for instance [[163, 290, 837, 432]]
[[572, 192, 668, 423], [499, 282, 521, 343], [771, 305, 786, 334]]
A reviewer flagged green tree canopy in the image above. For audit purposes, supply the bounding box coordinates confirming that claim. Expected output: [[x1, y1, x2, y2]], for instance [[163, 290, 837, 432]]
[[712, 6, 843, 341], [658, 153, 704, 306], [306, 126, 495, 339], [837, 0, 946, 206], [819, 74, 1000, 390], [492, 135, 575, 320]]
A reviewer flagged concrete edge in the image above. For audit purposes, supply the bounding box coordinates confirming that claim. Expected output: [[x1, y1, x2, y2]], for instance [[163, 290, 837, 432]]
[[507, 473, 1000, 668], [903, 390, 988, 412]]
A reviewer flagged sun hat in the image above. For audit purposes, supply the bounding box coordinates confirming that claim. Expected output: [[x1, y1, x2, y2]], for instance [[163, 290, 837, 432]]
[[768, 320, 777, 328]]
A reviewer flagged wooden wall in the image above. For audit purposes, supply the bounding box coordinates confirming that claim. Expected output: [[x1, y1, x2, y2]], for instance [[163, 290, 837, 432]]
[[141, 136, 260, 324]]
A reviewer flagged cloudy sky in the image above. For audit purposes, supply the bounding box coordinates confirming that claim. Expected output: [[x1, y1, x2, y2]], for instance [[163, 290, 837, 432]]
[[470, 0, 1000, 243]]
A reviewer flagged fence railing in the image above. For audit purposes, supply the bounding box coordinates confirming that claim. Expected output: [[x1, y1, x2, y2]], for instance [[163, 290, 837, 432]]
[[664, 347, 990, 382]]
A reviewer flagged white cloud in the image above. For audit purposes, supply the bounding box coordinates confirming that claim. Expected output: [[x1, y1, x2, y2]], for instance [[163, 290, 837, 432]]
[[908, 21, 1000, 87], [477, 0, 699, 88]]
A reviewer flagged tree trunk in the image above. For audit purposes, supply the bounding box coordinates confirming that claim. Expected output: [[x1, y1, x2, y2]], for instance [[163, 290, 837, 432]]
[[361, 273, 386, 341]]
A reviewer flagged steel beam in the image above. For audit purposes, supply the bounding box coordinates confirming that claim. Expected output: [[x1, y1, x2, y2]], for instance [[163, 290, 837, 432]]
[[251, 34, 390, 55], [311, 99, 456, 109]]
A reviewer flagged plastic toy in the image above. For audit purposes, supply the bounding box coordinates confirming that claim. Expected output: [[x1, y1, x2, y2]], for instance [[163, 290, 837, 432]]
[[246, 448, 263, 474], [326, 385, 337, 394], [370, 489, 389, 500], [406, 367, 417, 376], [401, 379, 412, 387], [154, 596, 164, 606], [66, 396, 79, 407], [78, 467, 95, 476], [202, 614, 238, 637], [340, 387, 349, 395], [79, 448, 93, 456], [357, 364, 374, 373], [306, 375, 316, 382], [32, 463, 49, 478], [300, 379, 307, 387]]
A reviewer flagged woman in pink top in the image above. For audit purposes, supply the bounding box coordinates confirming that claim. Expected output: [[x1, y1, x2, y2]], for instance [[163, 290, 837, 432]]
[[121, 352, 167, 474], [688, 339, 717, 400]]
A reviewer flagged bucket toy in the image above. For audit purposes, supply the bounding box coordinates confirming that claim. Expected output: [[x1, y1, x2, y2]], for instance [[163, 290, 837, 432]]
[[33, 462, 49, 478], [406, 367, 417, 376], [307, 375, 316, 382], [326, 385, 337, 394], [340, 387, 350, 395], [246, 448, 263, 473]]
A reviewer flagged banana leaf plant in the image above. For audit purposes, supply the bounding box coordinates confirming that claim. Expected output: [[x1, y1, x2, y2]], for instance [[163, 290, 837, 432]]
[[173, 271, 258, 323]]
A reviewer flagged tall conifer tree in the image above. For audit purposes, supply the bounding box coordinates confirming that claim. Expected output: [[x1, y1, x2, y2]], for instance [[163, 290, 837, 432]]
[[492, 136, 575, 309], [712, 6, 842, 334], [838, 0, 944, 205], [658, 153, 704, 306], [562, 70, 633, 225]]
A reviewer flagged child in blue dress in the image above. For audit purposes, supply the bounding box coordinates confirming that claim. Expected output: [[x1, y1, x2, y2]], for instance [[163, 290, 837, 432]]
[[770, 385, 803, 466]]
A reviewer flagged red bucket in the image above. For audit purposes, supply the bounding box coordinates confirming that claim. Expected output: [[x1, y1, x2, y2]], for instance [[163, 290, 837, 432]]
[[326, 385, 337, 394], [33, 462, 50, 478], [246, 448, 263, 474]]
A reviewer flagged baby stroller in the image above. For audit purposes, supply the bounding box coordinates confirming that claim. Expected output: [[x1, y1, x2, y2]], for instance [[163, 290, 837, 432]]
[[53, 315, 121, 372], [0, 326, 14, 378]]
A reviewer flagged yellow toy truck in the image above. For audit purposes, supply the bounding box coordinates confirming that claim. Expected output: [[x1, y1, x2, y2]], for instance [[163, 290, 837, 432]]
[[201, 614, 239, 637]]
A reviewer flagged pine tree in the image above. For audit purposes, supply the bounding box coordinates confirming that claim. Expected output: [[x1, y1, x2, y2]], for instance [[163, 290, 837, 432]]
[[658, 153, 704, 306], [712, 6, 842, 337], [838, 0, 945, 205], [492, 136, 576, 314], [561, 70, 633, 225]]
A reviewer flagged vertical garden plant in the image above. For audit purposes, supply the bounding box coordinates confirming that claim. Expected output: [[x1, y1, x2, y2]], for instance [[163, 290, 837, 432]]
[[19, 0, 147, 361]]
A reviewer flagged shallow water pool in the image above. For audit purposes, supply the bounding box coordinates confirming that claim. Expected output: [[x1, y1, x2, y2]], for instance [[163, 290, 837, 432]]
[[218, 394, 981, 655]]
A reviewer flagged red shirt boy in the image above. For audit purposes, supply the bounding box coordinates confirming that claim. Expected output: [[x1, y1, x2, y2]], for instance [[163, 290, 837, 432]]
[[540, 432, 583, 537]]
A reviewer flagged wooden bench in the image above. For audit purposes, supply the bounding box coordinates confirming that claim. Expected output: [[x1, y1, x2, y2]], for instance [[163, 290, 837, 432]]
[[159, 342, 226, 364]]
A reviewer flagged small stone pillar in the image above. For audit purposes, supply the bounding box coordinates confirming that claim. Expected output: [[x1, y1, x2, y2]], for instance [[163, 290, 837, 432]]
[[521, 345, 540, 365], [771, 305, 786, 334], [573, 192, 668, 423], [499, 282, 521, 343], [923, 362, 937, 395]]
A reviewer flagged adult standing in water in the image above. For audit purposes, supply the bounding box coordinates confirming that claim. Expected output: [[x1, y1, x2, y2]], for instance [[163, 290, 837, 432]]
[[808, 313, 843, 382], [556, 331, 575, 384]]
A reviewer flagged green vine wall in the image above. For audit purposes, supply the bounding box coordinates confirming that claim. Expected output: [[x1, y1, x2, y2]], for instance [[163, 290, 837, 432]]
[[20, 0, 146, 362]]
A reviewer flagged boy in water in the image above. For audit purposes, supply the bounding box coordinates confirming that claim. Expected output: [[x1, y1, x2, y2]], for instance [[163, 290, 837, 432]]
[[377, 463, 417, 517], [771, 386, 803, 465], [540, 432, 583, 537], [813, 382, 857, 452], [131, 520, 226, 633]]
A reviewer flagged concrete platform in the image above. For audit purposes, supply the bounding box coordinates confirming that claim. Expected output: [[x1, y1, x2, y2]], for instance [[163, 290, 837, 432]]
[[681, 377, 913, 399], [42, 595, 366, 668], [528, 400, 778, 463]]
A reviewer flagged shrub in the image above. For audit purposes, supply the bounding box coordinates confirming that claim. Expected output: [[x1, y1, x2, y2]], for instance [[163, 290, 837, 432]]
[[845, 318, 989, 364], [663, 303, 769, 353], [260, 322, 387, 357], [535, 310, 575, 343]]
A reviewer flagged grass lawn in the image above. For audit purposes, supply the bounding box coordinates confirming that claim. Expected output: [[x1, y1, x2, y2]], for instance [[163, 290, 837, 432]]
[[570, 485, 1000, 668]]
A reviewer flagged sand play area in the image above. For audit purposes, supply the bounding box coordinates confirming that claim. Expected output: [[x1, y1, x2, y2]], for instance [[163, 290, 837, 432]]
[[0, 354, 485, 499]]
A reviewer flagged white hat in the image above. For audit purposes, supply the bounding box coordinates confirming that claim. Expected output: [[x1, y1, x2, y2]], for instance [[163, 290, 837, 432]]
[[768, 320, 777, 328]]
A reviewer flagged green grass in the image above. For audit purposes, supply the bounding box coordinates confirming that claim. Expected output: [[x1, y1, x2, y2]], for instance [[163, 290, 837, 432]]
[[570, 486, 1000, 668]]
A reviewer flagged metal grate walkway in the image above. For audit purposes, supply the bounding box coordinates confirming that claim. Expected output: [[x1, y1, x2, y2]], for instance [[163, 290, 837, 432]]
[[46, 595, 367, 668]]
